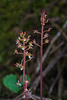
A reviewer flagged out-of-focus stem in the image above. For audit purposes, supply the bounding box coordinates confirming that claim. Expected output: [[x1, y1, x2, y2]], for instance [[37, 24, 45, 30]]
[[40, 25, 43, 100], [23, 41, 28, 100]]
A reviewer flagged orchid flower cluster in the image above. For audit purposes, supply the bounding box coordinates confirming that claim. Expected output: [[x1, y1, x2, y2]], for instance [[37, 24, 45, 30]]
[[33, 10, 52, 100], [33, 13, 52, 45], [14, 31, 33, 100]]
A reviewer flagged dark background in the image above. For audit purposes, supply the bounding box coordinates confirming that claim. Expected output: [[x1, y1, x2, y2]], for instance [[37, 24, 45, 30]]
[[0, 0, 67, 100]]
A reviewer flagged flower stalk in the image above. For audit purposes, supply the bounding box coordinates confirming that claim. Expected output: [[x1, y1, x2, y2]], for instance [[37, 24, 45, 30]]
[[23, 41, 28, 100], [14, 31, 33, 100], [40, 24, 43, 100], [33, 10, 52, 100]]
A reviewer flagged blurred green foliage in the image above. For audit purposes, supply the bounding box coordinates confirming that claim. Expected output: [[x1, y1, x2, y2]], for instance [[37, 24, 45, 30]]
[[42, 0, 46, 3], [0, 0, 28, 63], [62, 95, 67, 100]]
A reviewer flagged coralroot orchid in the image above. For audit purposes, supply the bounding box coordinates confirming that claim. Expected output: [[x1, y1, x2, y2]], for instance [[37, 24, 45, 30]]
[[15, 31, 33, 100], [14, 10, 52, 100], [16, 80, 21, 87], [33, 10, 52, 100]]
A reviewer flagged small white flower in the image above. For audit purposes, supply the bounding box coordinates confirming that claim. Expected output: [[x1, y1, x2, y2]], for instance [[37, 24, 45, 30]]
[[30, 44, 33, 46], [23, 38, 26, 41], [45, 39, 49, 43], [22, 48, 25, 50], [19, 83, 21, 86], [16, 40, 19, 44], [28, 56, 31, 58], [20, 68, 23, 70], [29, 56, 33, 59], [47, 41, 49, 43]]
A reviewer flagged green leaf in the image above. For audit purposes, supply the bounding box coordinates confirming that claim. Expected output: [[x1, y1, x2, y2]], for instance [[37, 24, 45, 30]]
[[3, 74, 30, 93], [3, 74, 20, 93]]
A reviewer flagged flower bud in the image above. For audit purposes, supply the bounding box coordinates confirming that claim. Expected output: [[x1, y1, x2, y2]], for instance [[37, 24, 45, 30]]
[[16, 80, 21, 87], [29, 42, 33, 46], [28, 53, 31, 58], [16, 63, 19, 67], [25, 51, 28, 55], [18, 37, 21, 40], [14, 50, 18, 54], [44, 33, 48, 38], [16, 39, 19, 44], [33, 39, 36, 44], [48, 28, 52, 31], [33, 30, 38, 33], [20, 31, 23, 37], [29, 45, 33, 49]]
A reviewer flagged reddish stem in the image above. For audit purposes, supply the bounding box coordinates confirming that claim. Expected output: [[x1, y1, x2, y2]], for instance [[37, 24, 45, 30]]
[[40, 25, 43, 100], [23, 41, 28, 100]]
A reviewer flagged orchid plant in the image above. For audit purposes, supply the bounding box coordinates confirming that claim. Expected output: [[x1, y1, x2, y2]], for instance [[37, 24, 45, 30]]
[[33, 10, 52, 100], [14, 31, 33, 100], [14, 10, 52, 100]]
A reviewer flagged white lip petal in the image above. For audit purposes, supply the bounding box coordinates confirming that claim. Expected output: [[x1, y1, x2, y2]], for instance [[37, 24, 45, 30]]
[[29, 56, 31, 58], [19, 84, 21, 86], [22, 48, 24, 50], [47, 41, 49, 43], [20, 68, 23, 70], [30, 44, 33, 46], [24, 39, 26, 41]]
